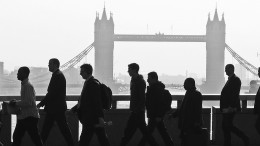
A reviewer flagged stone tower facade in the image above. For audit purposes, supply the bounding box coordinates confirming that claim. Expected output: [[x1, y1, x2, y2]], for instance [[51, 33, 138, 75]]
[[94, 7, 114, 84], [205, 9, 226, 93]]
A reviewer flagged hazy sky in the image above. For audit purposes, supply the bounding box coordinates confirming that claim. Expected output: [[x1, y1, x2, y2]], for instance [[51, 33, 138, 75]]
[[0, 0, 260, 78]]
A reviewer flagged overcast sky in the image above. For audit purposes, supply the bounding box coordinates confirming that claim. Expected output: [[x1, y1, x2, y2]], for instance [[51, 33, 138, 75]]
[[0, 0, 259, 78]]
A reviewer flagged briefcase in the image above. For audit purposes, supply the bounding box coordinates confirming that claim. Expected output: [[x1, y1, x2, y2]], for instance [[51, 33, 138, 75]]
[[2, 101, 21, 115]]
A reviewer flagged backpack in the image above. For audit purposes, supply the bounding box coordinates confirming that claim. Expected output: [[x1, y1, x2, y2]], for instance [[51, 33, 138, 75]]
[[95, 79, 113, 110], [162, 89, 172, 113]]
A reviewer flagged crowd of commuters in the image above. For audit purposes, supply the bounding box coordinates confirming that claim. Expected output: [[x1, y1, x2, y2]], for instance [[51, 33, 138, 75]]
[[3, 59, 260, 146]]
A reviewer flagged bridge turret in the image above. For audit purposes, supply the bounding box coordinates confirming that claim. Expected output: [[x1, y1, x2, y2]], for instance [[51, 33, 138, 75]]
[[94, 7, 114, 85], [109, 12, 114, 25], [206, 13, 211, 27], [203, 8, 226, 93], [213, 8, 219, 21], [221, 13, 225, 24], [101, 7, 108, 20]]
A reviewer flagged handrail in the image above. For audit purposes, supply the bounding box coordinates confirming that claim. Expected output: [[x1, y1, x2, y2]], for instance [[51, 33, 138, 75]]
[[0, 94, 256, 100], [0, 94, 256, 109]]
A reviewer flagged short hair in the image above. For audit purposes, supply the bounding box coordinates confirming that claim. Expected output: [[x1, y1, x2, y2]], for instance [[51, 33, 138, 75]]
[[50, 58, 60, 68], [148, 71, 158, 80], [184, 77, 196, 90], [226, 64, 234, 72], [19, 66, 30, 78], [128, 63, 139, 72], [80, 64, 93, 75]]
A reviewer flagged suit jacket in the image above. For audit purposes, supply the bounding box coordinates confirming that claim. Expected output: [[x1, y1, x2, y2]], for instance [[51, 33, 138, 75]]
[[220, 74, 241, 112], [130, 75, 146, 113], [72, 77, 104, 126], [177, 89, 202, 133], [39, 69, 67, 114], [254, 87, 260, 115]]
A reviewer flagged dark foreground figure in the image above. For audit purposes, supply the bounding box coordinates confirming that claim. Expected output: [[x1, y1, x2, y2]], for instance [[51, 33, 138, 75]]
[[71, 63, 110, 146], [220, 64, 249, 146], [120, 63, 158, 146]]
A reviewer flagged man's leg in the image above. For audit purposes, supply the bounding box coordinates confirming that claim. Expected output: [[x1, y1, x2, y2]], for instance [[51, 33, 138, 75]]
[[79, 125, 94, 146], [25, 117, 43, 146], [229, 114, 249, 146], [120, 112, 138, 146], [12, 119, 26, 146], [96, 127, 110, 146], [40, 113, 55, 144], [222, 113, 233, 146], [138, 118, 156, 146], [157, 119, 174, 146], [55, 112, 74, 146], [137, 112, 158, 146]]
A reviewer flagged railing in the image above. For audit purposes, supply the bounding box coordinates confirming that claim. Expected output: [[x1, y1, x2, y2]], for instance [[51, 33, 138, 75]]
[[0, 94, 257, 146]]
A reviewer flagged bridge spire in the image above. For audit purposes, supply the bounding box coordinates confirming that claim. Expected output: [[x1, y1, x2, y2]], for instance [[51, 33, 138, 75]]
[[207, 13, 211, 26], [213, 8, 219, 21], [101, 5, 107, 20], [221, 13, 225, 24]]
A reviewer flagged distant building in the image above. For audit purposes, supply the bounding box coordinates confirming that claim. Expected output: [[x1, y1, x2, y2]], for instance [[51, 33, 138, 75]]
[[0, 62, 3, 75]]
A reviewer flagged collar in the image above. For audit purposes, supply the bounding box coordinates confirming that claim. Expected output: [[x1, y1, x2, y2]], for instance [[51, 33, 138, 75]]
[[52, 69, 59, 74], [228, 74, 235, 80], [21, 78, 29, 85], [85, 75, 93, 83]]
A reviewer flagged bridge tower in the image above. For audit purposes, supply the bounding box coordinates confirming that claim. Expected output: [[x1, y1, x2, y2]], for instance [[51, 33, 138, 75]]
[[94, 7, 114, 84], [204, 9, 225, 93]]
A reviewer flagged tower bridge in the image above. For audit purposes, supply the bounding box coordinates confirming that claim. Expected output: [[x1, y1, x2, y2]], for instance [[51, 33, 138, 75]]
[[95, 7, 226, 93], [1, 7, 257, 94]]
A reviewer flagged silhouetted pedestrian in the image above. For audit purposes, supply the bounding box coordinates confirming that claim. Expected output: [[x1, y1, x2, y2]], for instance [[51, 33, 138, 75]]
[[254, 67, 260, 135], [11, 66, 43, 146], [220, 64, 249, 146], [37, 58, 74, 146], [138, 71, 174, 146], [120, 63, 158, 146], [170, 78, 203, 146], [71, 64, 110, 146]]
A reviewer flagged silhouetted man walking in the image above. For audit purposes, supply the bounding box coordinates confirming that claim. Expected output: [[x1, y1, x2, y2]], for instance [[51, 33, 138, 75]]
[[11, 66, 43, 146], [120, 63, 158, 146], [171, 78, 203, 146], [37, 58, 74, 146], [138, 71, 174, 146], [220, 64, 249, 146], [71, 63, 110, 146]]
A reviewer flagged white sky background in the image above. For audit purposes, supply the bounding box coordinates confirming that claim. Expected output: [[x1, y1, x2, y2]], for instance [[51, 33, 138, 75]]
[[0, 0, 260, 78]]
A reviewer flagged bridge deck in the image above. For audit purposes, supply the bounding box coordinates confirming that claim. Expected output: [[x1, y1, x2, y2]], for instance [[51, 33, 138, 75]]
[[114, 34, 206, 42]]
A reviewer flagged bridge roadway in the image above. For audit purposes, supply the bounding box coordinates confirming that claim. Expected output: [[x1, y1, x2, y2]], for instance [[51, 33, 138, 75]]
[[0, 94, 259, 146]]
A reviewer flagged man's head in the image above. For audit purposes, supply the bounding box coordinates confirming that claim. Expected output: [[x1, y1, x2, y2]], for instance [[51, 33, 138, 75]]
[[17, 66, 30, 81], [184, 77, 196, 91], [147, 71, 158, 85], [225, 64, 235, 77], [128, 63, 139, 77], [80, 64, 93, 79], [48, 58, 60, 72]]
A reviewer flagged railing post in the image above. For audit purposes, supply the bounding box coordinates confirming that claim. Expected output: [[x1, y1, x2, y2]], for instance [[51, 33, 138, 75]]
[[177, 100, 182, 109], [241, 100, 247, 111], [111, 100, 117, 109]]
